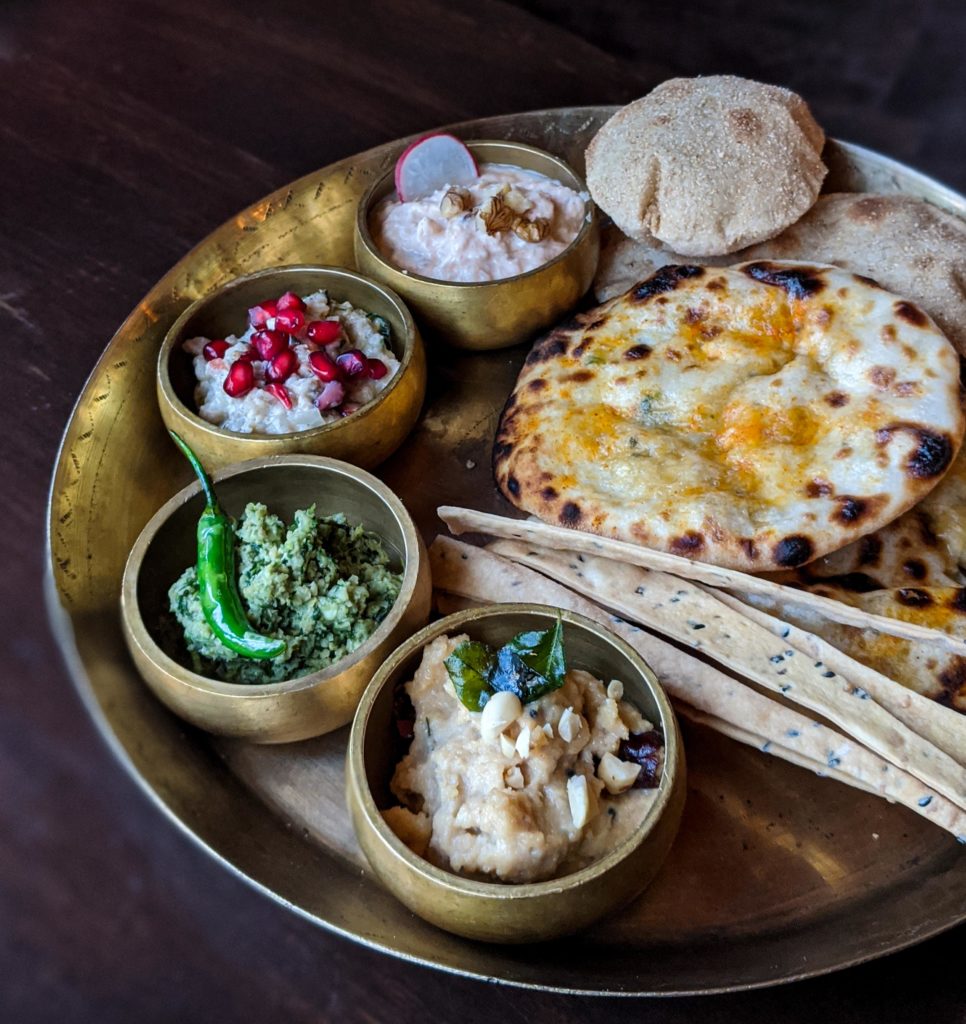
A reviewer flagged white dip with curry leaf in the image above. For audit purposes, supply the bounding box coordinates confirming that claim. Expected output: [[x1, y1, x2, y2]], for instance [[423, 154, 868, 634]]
[[384, 633, 663, 884]]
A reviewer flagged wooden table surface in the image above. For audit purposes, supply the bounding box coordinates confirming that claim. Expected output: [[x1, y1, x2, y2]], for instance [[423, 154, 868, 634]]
[[6, 0, 965, 1019]]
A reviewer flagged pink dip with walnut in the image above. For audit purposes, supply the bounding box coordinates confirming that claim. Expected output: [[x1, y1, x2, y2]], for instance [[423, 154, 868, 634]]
[[371, 164, 588, 284]]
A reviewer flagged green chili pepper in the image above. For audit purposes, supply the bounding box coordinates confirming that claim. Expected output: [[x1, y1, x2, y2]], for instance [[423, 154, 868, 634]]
[[170, 433, 287, 660]]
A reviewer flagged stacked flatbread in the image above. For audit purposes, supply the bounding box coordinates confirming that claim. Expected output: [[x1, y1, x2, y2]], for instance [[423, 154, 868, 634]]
[[444, 76, 966, 839], [575, 77, 966, 724], [587, 200, 966, 718], [595, 194, 966, 359], [431, 516, 966, 840]]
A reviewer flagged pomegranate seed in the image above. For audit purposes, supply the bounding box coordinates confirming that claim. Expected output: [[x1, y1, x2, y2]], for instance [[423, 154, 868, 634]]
[[336, 350, 367, 377], [340, 402, 361, 418], [264, 382, 293, 409], [203, 339, 230, 361], [251, 329, 289, 361], [224, 360, 254, 397], [266, 348, 298, 382], [306, 319, 342, 345], [308, 350, 344, 382], [314, 379, 345, 410], [366, 357, 388, 380], [276, 291, 306, 313], [248, 299, 278, 329], [274, 308, 305, 333]]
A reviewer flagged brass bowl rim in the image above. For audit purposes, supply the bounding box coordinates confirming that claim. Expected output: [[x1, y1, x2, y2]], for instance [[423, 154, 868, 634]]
[[121, 453, 424, 699], [157, 263, 419, 445], [355, 139, 596, 290], [348, 602, 681, 898]]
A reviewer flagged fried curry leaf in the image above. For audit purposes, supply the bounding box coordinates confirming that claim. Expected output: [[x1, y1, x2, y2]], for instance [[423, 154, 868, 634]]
[[489, 645, 542, 702], [507, 617, 565, 687], [444, 640, 495, 712], [444, 618, 567, 710], [491, 617, 566, 702]]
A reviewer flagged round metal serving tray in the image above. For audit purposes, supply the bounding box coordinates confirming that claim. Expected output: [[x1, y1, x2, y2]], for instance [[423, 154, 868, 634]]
[[46, 108, 966, 996]]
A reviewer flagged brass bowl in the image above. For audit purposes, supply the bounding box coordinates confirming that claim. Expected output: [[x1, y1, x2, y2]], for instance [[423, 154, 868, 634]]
[[120, 455, 431, 744], [346, 604, 685, 943], [157, 264, 426, 472], [354, 140, 599, 351]]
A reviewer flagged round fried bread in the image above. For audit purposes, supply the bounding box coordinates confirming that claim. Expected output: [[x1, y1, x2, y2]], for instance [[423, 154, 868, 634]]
[[494, 261, 964, 572], [585, 76, 827, 256], [742, 193, 966, 357]]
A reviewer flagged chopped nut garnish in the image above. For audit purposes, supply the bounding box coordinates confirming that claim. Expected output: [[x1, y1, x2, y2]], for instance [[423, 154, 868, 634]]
[[606, 680, 624, 701], [505, 765, 525, 790], [542, 722, 554, 740], [480, 691, 522, 742], [515, 726, 531, 759], [558, 706, 584, 743], [503, 187, 532, 215], [567, 774, 593, 828], [512, 216, 551, 243], [478, 190, 517, 235], [500, 732, 517, 759], [598, 752, 642, 795], [439, 187, 472, 218]]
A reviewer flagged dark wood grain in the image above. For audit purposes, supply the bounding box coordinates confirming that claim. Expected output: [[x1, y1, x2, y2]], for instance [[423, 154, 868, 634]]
[[5, 0, 965, 1020]]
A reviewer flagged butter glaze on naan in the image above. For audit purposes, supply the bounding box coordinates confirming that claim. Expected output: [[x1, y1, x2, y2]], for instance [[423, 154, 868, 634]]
[[494, 261, 964, 571]]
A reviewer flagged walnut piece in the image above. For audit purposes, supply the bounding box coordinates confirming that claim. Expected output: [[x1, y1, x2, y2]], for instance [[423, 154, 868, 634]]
[[512, 217, 551, 243], [439, 187, 472, 218], [477, 189, 517, 235], [503, 187, 533, 215]]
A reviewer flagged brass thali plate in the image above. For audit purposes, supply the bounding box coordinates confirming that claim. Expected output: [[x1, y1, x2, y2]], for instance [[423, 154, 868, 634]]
[[47, 107, 966, 995]]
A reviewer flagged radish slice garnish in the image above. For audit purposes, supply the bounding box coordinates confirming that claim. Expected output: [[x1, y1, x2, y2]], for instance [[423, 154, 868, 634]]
[[394, 133, 479, 202]]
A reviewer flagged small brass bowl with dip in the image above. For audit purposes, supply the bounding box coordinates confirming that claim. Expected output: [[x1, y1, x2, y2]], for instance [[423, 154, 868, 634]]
[[157, 264, 426, 473], [345, 604, 684, 943], [354, 140, 600, 351], [121, 455, 431, 744]]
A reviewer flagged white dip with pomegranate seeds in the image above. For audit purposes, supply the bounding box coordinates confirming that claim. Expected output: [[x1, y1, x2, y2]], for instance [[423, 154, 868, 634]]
[[184, 289, 400, 434], [371, 163, 588, 283], [383, 634, 663, 884]]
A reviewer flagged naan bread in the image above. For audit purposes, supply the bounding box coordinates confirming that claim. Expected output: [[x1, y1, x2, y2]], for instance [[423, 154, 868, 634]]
[[593, 223, 732, 303], [595, 195, 966, 357], [741, 193, 966, 357], [740, 586, 966, 713], [770, 445, 966, 590], [494, 261, 964, 571], [585, 76, 826, 256]]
